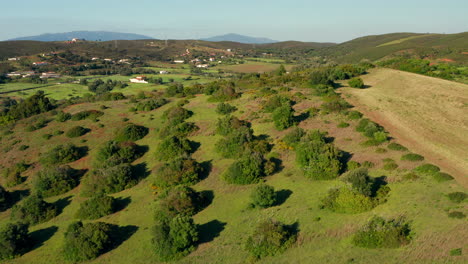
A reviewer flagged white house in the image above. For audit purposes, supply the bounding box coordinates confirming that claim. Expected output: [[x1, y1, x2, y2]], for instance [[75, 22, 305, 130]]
[[8, 57, 20, 61], [130, 76, 148, 83], [209, 58, 215, 62], [196, 64, 209, 68], [33, 62, 48, 66], [91, 57, 100, 61], [159, 71, 169, 74], [40, 72, 60, 79], [174, 60, 184, 64]]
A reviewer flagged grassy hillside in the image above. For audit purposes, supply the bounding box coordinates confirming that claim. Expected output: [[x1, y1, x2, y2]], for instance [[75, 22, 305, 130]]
[[0, 65, 466, 263]]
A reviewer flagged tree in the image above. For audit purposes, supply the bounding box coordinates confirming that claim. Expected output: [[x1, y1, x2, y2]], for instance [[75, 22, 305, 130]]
[[0, 223, 30, 261], [296, 141, 342, 180], [251, 184, 276, 208], [272, 105, 295, 130], [75, 195, 117, 220], [223, 152, 264, 185], [33, 165, 79, 197], [10, 195, 58, 225], [348, 77, 364, 88]]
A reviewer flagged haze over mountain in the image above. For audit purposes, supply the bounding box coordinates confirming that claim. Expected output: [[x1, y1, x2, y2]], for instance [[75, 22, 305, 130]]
[[8, 31, 154, 41], [201, 33, 278, 44]]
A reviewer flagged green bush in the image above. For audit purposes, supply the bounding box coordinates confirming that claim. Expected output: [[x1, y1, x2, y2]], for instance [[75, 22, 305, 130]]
[[135, 98, 168, 111], [155, 186, 204, 221], [383, 162, 399, 171], [353, 216, 411, 248], [156, 136, 194, 161], [447, 192, 466, 203], [320, 95, 351, 113], [159, 121, 199, 138], [215, 126, 254, 158], [296, 139, 342, 180], [262, 95, 291, 113], [216, 115, 249, 136], [223, 152, 264, 185], [272, 105, 295, 130], [348, 77, 365, 88], [6, 91, 54, 120], [75, 195, 117, 220], [81, 163, 137, 196], [115, 123, 148, 142], [55, 111, 71, 122], [63, 221, 113, 262], [10, 195, 58, 225], [387, 142, 408, 151], [449, 248, 462, 256], [321, 187, 375, 214], [433, 172, 454, 182], [337, 122, 350, 128], [162, 106, 192, 126], [251, 184, 276, 208], [245, 219, 296, 260], [448, 211, 465, 219], [401, 153, 424, 162], [375, 147, 387, 153], [155, 158, 203, 187], [346, 110, 363, 120], [40, 144, 85, 166], [282, 127, 305, 147], [2, 162, 28, 187], [152, 215, 198, 261], [0, 223, 30, 261], [33, 165, 79, 197], [95, 141, 143, 167], [71, 110, 104, 121], [413, 164, 440, 174], [65, 126, 89, 138], [216, 103, 237, 115], [347, 161, 361, 171], [342, 168, 374, 197]]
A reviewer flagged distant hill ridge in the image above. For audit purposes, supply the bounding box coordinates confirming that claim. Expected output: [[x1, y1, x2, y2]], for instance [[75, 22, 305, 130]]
[[9, 31, 154, 41], [201, 33, 278, 44]]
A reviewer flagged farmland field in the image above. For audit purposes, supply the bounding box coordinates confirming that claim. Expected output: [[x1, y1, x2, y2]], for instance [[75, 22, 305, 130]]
[[216, 61, 294, 73], [341, 68, 468, 187]]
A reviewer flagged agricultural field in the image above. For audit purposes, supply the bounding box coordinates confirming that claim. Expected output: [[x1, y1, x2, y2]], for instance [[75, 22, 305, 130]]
[[0, 62, 466, 264], [215, 60, 294, 73], [340, 68, 468, 187]]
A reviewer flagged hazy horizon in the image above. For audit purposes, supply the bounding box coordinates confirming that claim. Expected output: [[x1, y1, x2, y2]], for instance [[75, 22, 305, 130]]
[[1, 0, 467, 42]]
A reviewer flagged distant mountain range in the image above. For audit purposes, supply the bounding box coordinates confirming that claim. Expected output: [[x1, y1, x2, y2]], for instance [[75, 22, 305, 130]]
[[201, 33, 278, 44], [8, 31, 154, 41]]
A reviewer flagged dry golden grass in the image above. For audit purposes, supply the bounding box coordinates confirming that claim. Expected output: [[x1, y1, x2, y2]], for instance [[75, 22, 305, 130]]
[[341, 68, 468, 187]]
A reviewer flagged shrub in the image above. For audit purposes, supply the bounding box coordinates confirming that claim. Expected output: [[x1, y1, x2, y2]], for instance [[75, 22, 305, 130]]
[[215, 127, 254, 158], [115, 123, 148, 142], [375, 147, 387, 153], [155, 186, 204, 220], [152, 215, 198, 261], [348, 77, 365, 88], [223, 152, 264, 185], [209, 82, 240, 101], [2, 162, 28, 187], [71, 110, 104, 121], [321, 188, 375, 214], [216, 115, 249, 136], [433, 172, 454, 182], [272, 105, 295, 130], [401, 153, 424, 162], [296, 140, 342, 180], [347, 161, 361, 171], [95, 141, 143, 167], [6, 91, 54, 120], [251, 184, 276, 208], [63, 221, 113, 262], [320, 95, 351, 113], [245, 219, 296, 260], [33, 165, 79, 197], [81, 163, 137, 196], [40, 144, 85, 166], [342, 168, 374, 196], [352, 216, 411, 248], [0, 223, 30, 261], [10, 195, 58, 225], [216, 103, 237, 115], [155, 157, 203, 187], [310, 69, 333, 86], [66, 126, 89, 138], [55, 111, 71, 122], [383, 162, 399, 171], [162, 106, 192, 125], [156, 136, 194, 161], [159, 121, 199, 138], [414, 164, 440, 174], [282, 127, 305, 147], [449, 248, 462, 256], [337, 122, 350, 128], [362, 161, 375, 168], [347, 110, 363, 120], [387, 142, 408, 151], [135, 98, 168, 111], [447, 192, 466, 203], [262, 95, 291, 113], [75, 195, 117, 220], [448, 211, 465, 219]]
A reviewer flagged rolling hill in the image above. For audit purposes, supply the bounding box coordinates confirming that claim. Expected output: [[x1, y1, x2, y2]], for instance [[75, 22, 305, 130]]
[[8, 31, 154, 42], [201, 33, 278, 44]]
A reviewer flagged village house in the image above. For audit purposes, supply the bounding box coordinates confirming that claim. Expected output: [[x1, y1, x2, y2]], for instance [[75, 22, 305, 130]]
[[91, 57, 100, 61], [174, 60, 185, 64], [129, 76, 148, 83], [33, 62, 48, 66], [159, 71, 169, 74], [6, 71, 37, 78], [40, 72, 61, 79], [8, 57, 20, 61]]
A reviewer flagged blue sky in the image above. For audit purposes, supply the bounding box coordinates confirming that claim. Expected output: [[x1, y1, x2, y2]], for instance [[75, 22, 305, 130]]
[[1, 0, 467, 42]]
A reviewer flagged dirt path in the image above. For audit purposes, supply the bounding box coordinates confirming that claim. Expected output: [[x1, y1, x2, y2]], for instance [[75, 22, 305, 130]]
[[340, 68, 468, 187]]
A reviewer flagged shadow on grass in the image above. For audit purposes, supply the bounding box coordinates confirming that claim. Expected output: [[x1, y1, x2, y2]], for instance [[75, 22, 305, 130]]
[[132, 162, 150, 181], [198, 220, 227, 244], [275, 189, 292, 206], [295, 112, 310, 123], [29, 225, 58, 251], [340, 150, 353, 173], [199, 160, 213, 181], [114, 196, 132, 212], [198, 190, 214, 212], [2, 189, 30, 212], [107, 225, 139, 253], [54, 196, 72, 215]]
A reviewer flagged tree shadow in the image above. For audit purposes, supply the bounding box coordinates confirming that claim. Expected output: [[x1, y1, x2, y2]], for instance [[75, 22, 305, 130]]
[[275, 189, 292, 206], [199, 160, 213, 181], [189, 140, 201, 153], [77, 146, 89, 159], [371, 176, 388, 197], [114, 197, 132, 212], [132, 162, 150, 181], [29, 225, 58, 251], [136, 145, 149, 158], [198, 220, 227, 244], [295, 112, 310, 123], [106, 225, 139, 253], [54, 196, 72, 215], [285, 221, 300, 238], [198, 190, 214, 212], [2, 189, 30, 212], [269, 157, 284, 175], [339, 150, 353, 173]]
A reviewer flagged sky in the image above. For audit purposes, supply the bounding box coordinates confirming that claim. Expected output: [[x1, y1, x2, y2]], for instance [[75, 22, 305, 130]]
[[1, 0, 467, 42]]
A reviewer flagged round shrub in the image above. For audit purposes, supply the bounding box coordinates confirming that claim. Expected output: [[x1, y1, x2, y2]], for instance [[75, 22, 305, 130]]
[[155, 157, 203, 188], [10, 195, 58, 225], [433, 172, 454, 182], [115, 123, 148, 142], [65, 126, 89, 138], [352, 216, 411, 248], [296, 140, 343, 180], [401, 153, 424, 162], [33, 165, 79, 197], [447, 192, 466, 203], [223, 153, 264, 185], [413, 164, 440, 174], [162, 106, 192, 125], [383, 162, 398, 171], [245, 219, 296, 260], [95, 140, 143, 167], [321, 187, 375, 214], [272, 105, 295, 131], [348, 77, 364, 88], [387, 142, 408, 151], [156, 136, 193, 161], [40, 144, 85, 166], [337, 122, 350, 128], [55, 111, 71, 122], [282, 127, 305, 147], [216, 103, 237, 115], [448, 211, 465, 219], [251, 184, 276, 208], [75, 195, 117, 220], [155, 186, 204, 221], [63, 221, 113, 262], [81, 163, 137, 196], [346, 110, 363, 120], [0, 222, 30, 261]]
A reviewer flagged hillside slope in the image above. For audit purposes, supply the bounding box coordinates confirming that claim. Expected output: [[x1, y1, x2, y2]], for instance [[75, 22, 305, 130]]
[[9, 31, 154, 41], [341, 68, 468, 186]]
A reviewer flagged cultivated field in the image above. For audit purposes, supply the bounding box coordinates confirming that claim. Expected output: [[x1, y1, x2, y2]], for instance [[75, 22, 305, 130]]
[[340, 68, 468, 187]]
